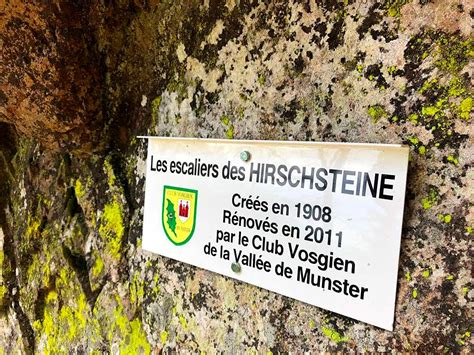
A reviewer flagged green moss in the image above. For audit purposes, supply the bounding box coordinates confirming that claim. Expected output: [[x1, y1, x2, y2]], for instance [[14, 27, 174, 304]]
[[220, 115, 230, 125], [130, 272, 145, 306], [27, 251, 52, 288], [59, 294, 87, 340], [321, 326, 349, 343], [309, 319, 316, 329], [26, 215, 42, 237], [443, 214, 452, 223], [41, 310, 58, 351], [435, 36, 474, 74], [46, 290, 58, 303], [447, 155, 459, 165], [466, 226, 472, 235], [160, 330, 168, 345], [258, 74, 266, 86], [152, 274, 160, 295], [418, 146, 426, 154], [99, 198, 124, 260], [26, 254, 39, 281], [42, 261, 51, 287], [122, 319, 151, 354], [412, 55, 471, 148], [179, 314, 187, 330], [408, 113, 419, 124], [112, 301, 128, 335], [421, 106, 440, 117], [220, 115, 234, 139], [412, 288, 418, 298], [225, 126, 234, 139], [421, 188, 439, 210], [104, 159, 116, 187], [55, 268, 71, 290], [419, 79, 438, 94], [36, 293, 89, 352], [385, 0, 409, 17], [111, 297, 151, 354], [448, 78, 465, 97], [422, 269, 430, 278], [0, 285, 7, 304], [459, 97, 472, 120], [457, 331, 471, 346], [74, 179, 86, 199], [387, 65, 397, 75], [446, 275, 454, 280], [92, 254, 104, 278], [405, 271, 411, 282], [367, 105, 388, 123]]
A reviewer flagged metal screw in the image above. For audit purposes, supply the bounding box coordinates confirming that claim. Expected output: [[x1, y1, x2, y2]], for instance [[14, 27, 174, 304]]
[[231, 262, 241, 273], [240, 150, 251, 162]]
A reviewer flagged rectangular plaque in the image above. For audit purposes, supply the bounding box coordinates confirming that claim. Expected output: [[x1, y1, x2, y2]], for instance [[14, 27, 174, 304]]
[[141, 137, 409, 330]]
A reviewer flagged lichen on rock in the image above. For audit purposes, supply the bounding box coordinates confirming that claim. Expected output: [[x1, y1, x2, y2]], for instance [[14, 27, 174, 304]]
[[0, 0, 472, 353]]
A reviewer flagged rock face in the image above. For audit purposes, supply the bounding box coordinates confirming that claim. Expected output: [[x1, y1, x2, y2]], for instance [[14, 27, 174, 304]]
[[0, 0, 472, 353], [0, 2, 104, 152]]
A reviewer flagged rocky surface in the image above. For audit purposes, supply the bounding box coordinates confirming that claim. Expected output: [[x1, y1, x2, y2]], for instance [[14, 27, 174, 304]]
[[0, 0, 472, 353]]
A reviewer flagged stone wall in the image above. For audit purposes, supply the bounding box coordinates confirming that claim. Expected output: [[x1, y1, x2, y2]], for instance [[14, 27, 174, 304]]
[[0, 0, 472, 352]]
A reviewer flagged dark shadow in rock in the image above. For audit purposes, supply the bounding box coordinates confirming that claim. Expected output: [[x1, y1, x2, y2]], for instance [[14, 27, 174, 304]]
[[1, 220, 35, 352], [62, 245, 106, 309], [34, 278, 56, 323]]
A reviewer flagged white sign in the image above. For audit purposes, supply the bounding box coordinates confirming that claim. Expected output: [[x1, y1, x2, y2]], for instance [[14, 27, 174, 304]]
[[141, 137, 409, 330]]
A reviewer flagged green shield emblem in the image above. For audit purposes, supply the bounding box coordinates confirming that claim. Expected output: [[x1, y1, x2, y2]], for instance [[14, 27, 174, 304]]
[[162, 185, 198, 245]]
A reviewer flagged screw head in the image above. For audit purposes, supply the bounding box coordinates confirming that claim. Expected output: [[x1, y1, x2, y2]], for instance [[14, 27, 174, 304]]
[[231, 262, 241, 273], [240, 150, 251, 162]]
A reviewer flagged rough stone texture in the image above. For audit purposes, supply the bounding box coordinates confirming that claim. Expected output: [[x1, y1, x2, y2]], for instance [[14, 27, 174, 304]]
[[0, 0, 472, 353], [0, 2, 104, 152]]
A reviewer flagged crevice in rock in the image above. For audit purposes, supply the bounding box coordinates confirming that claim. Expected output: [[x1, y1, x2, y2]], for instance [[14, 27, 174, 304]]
[[107, 152, 137, 247], [1, 219, 35, 352], [61, 244, 104, 309], [0, 122, 17, 310], [64, 186, 81, 220], [34, 278, 56, 323], [63, 182, 89, 248]]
